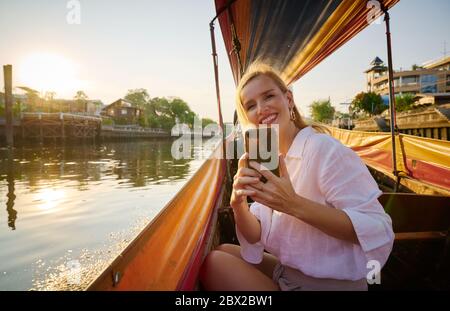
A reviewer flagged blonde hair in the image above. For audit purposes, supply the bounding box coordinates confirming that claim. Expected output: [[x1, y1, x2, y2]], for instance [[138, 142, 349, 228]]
[[235, 62, 328, 134]]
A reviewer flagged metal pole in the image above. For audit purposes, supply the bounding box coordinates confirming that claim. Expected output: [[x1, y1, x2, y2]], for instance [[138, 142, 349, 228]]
[[382, 8, 399, 191], [210, 21, 231, 183], [209, 22, 225, 136], [3, 65, 14, 146]]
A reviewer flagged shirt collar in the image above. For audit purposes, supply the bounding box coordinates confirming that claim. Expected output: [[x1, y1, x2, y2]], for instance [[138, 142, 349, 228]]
[[286, 126, 314, 159]]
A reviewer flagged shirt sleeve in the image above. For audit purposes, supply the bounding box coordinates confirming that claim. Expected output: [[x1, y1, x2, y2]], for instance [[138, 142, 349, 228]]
[[317, 139, 395, 267], [235, 202, 265, 264]]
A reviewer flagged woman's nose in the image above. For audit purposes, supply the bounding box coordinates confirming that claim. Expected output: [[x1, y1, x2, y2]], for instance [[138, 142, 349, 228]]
[[256, 101, 269, 116]]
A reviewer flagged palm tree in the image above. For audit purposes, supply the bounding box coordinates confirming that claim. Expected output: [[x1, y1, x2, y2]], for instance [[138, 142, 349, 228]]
[[74, 90, 89, 113]]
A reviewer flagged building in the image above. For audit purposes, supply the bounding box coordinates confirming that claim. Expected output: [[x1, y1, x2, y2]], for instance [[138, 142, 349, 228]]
[[365, 56, 450, 96], [1, 87, 104, 116], [101, 99, 142, 125]]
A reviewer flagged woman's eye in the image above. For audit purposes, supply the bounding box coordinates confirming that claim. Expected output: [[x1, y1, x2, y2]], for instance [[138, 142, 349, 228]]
[[246, 104, 255, 111], [264, 94, 274, 100]]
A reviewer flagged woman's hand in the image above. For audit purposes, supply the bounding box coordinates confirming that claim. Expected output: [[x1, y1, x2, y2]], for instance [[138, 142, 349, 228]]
[[245, 154, 298, 215], [230, 152, 262, 209]]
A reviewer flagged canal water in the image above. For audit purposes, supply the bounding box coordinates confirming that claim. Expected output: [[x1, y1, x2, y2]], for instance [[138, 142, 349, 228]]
[[0, 138, 219, 290]]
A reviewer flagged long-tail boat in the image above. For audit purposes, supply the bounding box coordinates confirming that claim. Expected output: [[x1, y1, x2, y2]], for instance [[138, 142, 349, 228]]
[[87, 0, 450, 290]]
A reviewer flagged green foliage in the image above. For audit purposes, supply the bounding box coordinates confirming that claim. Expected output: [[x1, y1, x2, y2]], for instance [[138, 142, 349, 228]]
[[124, 89, 150, 110], [202, 118, 217, 128], [121, 89, 199, 130], [351, 92, 386, 116], [74, 90, 88, 101], [395, 93, 416, 112], [101, 118, 114, 126], [0, 98, 24, 117], [334, 111, 350, 119], [309, 99, 335, 122], [74, 90, 88, 112]]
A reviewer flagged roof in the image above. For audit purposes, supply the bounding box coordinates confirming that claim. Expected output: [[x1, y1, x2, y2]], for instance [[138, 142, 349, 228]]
[[103, 99, 139, 110], [422, 56, 450, 69], [214, 0, 399, 85], [371, 57, 384, 66]]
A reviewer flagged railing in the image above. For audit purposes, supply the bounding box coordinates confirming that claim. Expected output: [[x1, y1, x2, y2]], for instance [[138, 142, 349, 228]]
[[101, 124, 167, 134], [20, 112, 102, 122]]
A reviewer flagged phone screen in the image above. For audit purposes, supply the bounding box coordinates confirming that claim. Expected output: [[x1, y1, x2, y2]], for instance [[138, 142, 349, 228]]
[[244, 125, 280, 182]]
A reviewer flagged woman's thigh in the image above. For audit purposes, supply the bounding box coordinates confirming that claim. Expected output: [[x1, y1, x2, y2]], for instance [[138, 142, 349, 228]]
[[215, 243, 279, 280], [200, 249, 279, 291]]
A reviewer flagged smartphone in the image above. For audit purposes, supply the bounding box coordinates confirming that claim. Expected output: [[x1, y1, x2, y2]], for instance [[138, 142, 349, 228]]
[[244, 125, 280, 183]]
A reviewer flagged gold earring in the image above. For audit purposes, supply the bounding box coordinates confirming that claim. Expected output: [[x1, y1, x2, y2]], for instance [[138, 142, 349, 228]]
[[290, 108, 296, 121]]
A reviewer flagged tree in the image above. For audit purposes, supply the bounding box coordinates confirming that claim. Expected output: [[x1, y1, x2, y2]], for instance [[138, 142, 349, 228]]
[[396, 93, 416, 112], [202, 118, 217, 129], [124, 89, 150, 110], [44, 91, 56, 101], [412, 64, 423, 71], [148, 97, 197, 130], [309, 99, 335, 123], [44, 91, 57, 112], [351, 92, 386, 116], [74, 90, 89, 112]]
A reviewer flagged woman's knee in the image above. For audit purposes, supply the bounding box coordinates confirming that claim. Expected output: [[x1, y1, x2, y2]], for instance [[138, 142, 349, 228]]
[[215, 243, 241, 256], [200, 250, 235, 290]]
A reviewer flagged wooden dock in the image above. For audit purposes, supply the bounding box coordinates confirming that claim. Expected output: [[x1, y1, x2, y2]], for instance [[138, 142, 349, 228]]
[[20, 112, 101, 140]]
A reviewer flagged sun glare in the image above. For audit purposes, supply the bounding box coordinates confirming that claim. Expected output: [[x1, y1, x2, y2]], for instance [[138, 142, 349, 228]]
[[17, 52, 84, 97], [35, 188, 66, 211]]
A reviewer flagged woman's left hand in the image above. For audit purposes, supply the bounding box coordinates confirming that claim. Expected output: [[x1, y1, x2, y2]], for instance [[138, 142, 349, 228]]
[[245, 154, 299, 215]]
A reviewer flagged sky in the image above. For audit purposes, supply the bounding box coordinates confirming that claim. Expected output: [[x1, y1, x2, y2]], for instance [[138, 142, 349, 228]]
[[1, 0, 449, 122]]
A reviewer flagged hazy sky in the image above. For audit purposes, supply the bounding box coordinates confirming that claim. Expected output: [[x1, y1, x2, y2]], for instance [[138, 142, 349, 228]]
[[1, 0, 449, 122]]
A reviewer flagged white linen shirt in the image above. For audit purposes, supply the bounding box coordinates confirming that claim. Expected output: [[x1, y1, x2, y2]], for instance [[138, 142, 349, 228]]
[[236, 126, 395, 281]]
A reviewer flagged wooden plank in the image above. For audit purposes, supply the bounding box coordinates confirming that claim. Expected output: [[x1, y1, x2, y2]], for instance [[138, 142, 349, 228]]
[[441, 128, 448, 140], [433, 128, 439, 139], [395, 231, 447, 240]]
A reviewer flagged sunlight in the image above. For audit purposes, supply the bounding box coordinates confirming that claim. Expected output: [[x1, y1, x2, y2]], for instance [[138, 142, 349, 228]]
[[17, 52, 85, 97], [34, 188, 66, 210]]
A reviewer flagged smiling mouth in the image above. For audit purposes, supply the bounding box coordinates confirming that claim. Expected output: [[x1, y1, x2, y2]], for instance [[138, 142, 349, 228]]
[[260, 113, 278, 124]]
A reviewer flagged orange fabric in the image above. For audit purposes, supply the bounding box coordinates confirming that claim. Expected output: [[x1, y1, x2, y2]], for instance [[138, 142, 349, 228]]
[[326, 126, 450, 194]]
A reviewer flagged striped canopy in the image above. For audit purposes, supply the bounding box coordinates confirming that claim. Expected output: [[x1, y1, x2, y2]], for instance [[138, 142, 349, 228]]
[[214, 0, 399, 85]]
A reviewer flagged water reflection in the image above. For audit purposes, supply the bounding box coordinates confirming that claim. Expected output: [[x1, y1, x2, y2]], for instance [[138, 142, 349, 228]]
[[0, 138, 212, 290], [0, 139, 193, 226], [4, 140, 191, 184], [6, 149, 17, 230]]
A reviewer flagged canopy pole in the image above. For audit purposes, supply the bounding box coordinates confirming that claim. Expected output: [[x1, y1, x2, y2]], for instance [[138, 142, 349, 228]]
[[209, 22, 225, 133], [381, 4, 399, 192], [210, 21, 231, 182]]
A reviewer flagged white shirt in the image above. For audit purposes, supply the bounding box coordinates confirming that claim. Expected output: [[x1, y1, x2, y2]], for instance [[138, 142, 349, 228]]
[[236, 126, 395, 281]]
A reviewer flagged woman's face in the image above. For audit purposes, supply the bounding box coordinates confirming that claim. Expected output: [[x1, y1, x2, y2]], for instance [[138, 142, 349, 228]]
[[240, 74, 293, 133]]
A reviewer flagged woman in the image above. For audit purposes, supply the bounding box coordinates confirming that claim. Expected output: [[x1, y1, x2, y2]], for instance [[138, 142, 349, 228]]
[[199, 63, 394, 291]]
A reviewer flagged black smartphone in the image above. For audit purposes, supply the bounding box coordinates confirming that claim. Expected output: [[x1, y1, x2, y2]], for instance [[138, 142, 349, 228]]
[[244, 125, 280, 183]]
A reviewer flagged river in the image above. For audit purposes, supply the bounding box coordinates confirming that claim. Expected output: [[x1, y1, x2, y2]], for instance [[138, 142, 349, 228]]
[[0, 138, 218, 290]]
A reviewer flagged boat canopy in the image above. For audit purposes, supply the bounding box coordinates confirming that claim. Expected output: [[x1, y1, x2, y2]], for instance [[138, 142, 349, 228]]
[[214, 0, 399, 85]]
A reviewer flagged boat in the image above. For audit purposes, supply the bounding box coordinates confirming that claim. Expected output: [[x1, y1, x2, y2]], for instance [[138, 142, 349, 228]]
[[87, 0, 450, 290]]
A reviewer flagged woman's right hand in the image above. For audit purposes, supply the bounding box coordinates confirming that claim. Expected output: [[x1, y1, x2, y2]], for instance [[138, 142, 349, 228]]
[[230, 152, 262, 210]]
